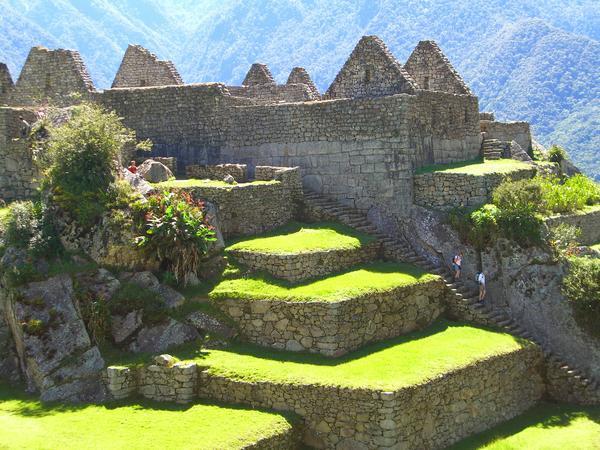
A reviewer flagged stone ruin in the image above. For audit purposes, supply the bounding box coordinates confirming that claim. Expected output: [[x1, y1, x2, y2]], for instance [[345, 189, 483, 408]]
[[0, 37, 532, 228]]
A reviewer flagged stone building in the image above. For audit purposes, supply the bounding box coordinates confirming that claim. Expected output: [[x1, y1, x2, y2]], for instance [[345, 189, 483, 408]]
[[0, 63, 14, 105], [112, 44, 183, 88], [0, 37, 532, 228]]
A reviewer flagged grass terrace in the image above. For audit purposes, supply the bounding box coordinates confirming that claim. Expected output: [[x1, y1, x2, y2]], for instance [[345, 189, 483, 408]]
[[152, 178, 278, 189], [0, 206, 9, 221], [226, 221, 375, 254], [0, 383, 295, 449], [450, 402, 600, 449], [209, 261, 436, 303], [416, 158, 532, 176], [110, 321, 533, 391]]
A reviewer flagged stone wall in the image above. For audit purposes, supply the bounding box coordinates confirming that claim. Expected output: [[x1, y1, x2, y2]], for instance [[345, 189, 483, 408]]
[[0, 107, 39, 201], [544, 206, 600, 246], [111, 44, 183, 88], [480, 120, 532, 155], [287, 67, 320, 99], [413, 165, 537, 209], [544, 360, 600, 405], [0, 63, 14, 105], [198, 345, 543, 449], [325, 35, 416, 99], [404, 40, 472, 95], [10, 47, 95, 107], [227, 241, 381, 283], [170, 167, 302, 238], [212, 278, 446, 356], [186, 163, 248, 182], [242, 63, 276, 86], [226, 83, 316, 103]]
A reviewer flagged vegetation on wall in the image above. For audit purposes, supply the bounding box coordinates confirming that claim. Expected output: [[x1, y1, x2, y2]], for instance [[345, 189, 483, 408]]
[[562, 256, 600, 339], [133, 191, 216, 284]]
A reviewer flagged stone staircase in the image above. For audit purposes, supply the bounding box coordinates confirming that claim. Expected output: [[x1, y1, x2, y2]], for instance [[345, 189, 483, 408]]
[[302, 190, 600, 402], [482, 138, 504, 160]]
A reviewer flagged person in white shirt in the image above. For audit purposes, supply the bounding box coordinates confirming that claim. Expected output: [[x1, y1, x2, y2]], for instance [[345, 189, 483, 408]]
[[477, 271, 486, 301]]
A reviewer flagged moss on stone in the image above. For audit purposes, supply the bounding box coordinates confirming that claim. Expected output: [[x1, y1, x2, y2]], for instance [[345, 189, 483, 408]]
[[153, 178, 277, 189], [226, 221, 375, 254], [0, 382, 296, 449], [209, 261, 437, 303]]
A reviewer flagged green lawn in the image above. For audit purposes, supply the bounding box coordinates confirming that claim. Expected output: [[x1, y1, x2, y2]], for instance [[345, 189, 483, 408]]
[[591, 243, 600, 251], [0, 206, 9, 221], [153, 178, 277, 189], [450, 402, 600, 449], [416, 158, 532, 176], [143, 321, 531, 391], [0, 383, 295, 450], [209, 261, 437, 302], [226, 221, 375, 254]]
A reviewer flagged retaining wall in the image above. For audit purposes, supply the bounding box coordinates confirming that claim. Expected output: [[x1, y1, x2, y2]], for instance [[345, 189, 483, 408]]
[[480, 120, 532, 155], [544, 206, 600, 246], [211, 278, 446, 356], [413, 165, 537, 209]]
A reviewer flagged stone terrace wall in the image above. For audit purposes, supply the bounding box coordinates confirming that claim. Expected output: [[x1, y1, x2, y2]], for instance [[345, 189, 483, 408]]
[[414, 165, 536, 209], [0, 107, 39, 201], [481, 120, 532, 155], [186, 163, 248, 182], [227, 240, 381, 283], [10, 47, 95, 107], [0, 64, 14, 105], [227, 83, 316, 103], [112, 44, 183, 88], [198, 345, 543, 449], [212, 278, 446, 356], [544, 206, 600, 246]]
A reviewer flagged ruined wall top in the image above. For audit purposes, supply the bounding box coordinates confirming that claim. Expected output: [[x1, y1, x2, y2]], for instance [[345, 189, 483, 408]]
[[112, 44, 183, 88], [287, 67, 320, 99], [404, 40, 472, 95], [242, 63, 276, 86], [0, 63, 14, 105], [325, 35, 417, 99], [9, 46, 95, 107]]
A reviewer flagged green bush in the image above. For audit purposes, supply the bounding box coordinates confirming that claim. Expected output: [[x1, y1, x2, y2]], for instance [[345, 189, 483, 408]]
[[469, 204, 500, 249], [496, 207, 543, 246], [110, 282, 167, 325], [562, 257, 600, 338], [547, 145, 567, 164], [547, 223, 581, 257], [43, 103, 150, 227], [133, 191, 216, 284], [492, 177, 542, 213]]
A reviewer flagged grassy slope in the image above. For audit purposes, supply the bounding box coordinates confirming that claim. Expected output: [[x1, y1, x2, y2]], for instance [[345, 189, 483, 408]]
[[209, 261, 437, 302], [226, 221, 375, 254], [0, 383, 294, 450], [0, 207, 9, 220], [416, 159, 532, 176], [450, 402, 600, 449], [153, 179, 277, 188], [145, 321, 532, 391]]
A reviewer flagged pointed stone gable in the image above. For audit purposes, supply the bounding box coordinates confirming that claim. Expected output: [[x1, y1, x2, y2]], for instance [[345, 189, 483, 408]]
[[112, 44, 183, 88], [0, 63, 14, 104], [325, 35, 417, 99], [10, 46, 95, 106], [242, 63, 276, 86], [404, 41, 472, 95], [286, 67, 320, 99]]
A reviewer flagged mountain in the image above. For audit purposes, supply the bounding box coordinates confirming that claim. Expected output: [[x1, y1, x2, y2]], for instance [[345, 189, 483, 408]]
[[0, 0, 598, 179]]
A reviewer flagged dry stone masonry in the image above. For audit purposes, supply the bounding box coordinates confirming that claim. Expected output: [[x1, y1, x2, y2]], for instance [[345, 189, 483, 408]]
[[112, 44, 183, 88], [0, 63, 14, 105], [287, 67, 321, 99]]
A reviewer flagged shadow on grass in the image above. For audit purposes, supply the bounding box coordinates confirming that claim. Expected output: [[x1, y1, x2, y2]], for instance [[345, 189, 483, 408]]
[[448, 402, 600, 449]]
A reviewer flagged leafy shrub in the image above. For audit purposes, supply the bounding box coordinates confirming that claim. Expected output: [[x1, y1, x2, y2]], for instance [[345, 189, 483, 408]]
[[133, 191, 216, 284], [469, 204, 500, 249], [562, 257, 600, 338], [110, 282, 167, 325], [547, 223, 581, 257], [492, 177, 542, 213], [43, 103, 150, 227], [547, 145, 567, 164], [496, 207, 543, 246]]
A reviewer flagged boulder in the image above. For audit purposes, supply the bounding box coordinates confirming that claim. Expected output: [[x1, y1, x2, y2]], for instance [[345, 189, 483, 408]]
[[223, 174, 235, 184], [5, 274, 105, 402], [111, 310, 143, 344], [120, 271, 185, 309], [137, 160, 173, 183], [203, 201, 225, 252], [154, 354, 176, 367], [185, 311, 236, 338], [75, 268, 120, 301], [128, 318, 199, 353], [121, 168, 155, 196]]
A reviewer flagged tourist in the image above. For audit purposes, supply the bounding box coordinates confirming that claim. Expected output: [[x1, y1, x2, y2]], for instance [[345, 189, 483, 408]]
[[452, 251, 463, 280], [477, 271, 486, 302], [127, 160, 137, 174]]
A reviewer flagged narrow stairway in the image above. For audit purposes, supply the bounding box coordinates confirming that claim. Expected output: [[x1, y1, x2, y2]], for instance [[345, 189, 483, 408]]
[[482, 138, 504, 160]]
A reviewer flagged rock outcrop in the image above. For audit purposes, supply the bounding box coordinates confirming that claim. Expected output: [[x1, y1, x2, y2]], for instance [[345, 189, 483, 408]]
[[137, 159, 173, 183]]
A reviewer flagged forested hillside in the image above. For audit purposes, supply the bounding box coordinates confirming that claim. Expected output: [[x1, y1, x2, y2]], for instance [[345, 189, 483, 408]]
[[0, 0, 598, 178]]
